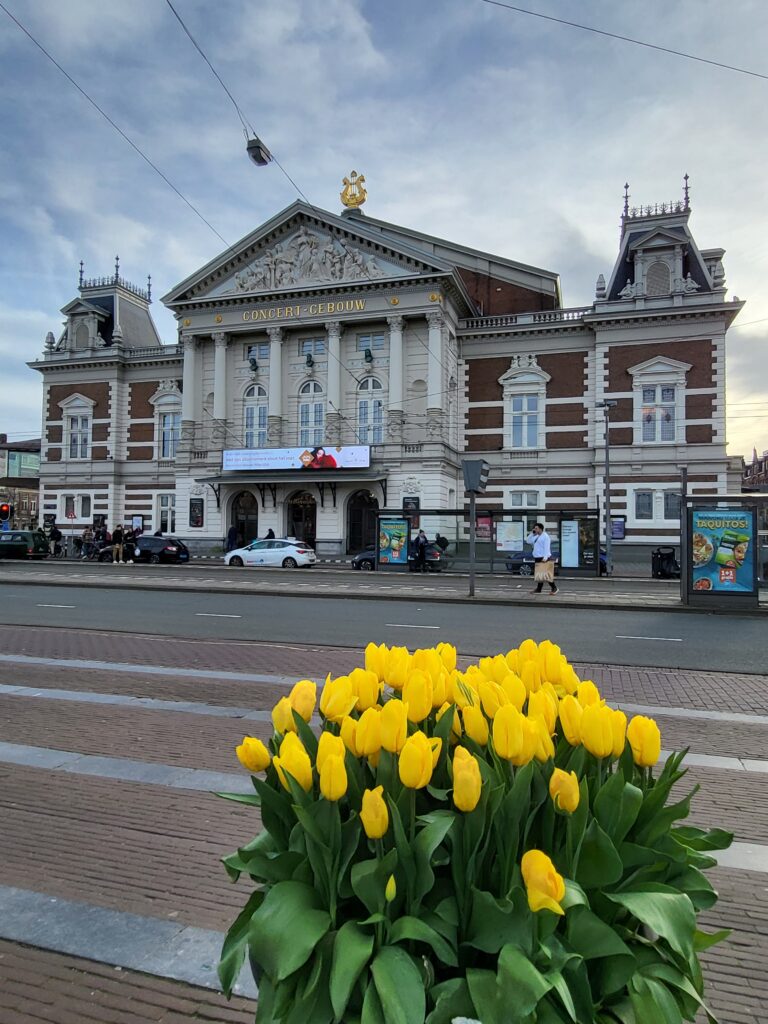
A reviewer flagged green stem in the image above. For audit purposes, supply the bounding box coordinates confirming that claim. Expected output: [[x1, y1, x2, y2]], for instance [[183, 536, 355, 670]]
[[409, 788, 416, 844]]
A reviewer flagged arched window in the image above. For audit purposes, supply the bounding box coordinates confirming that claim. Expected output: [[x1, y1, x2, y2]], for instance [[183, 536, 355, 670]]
[[646, 261, 671, 296], [357, 377, 383, 444], [299, 381, 324, 446], [244, 384, 267, 448]]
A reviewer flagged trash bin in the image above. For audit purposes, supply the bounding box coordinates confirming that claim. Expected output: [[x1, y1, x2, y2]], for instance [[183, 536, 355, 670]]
[[651, 546, 680, 579]]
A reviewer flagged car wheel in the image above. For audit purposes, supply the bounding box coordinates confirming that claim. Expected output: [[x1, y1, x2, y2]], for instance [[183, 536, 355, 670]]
[[360, 560, 373, 571], [518, 563, 533, 577], [229, 556, 244, 567], [282, 557, 298, 568], [150, 553, 161, 564]]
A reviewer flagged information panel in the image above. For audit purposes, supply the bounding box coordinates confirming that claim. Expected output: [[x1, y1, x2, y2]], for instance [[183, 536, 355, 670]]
[[222, 446, 370, 471], [377, 518, 409, 567], [496, 521, 525, 552], [690, 508, 756, 594]]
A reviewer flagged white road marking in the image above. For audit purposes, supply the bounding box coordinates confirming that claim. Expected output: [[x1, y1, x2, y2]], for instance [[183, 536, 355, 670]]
[[36, 603, 76, 609], [615, 635, 683, 642], [385, 623, 441, 629], [195, 612, 242, 619]]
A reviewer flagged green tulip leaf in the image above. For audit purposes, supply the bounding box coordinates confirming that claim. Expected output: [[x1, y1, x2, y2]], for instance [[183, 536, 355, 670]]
[[566, 906, 633, 961], [465, 886, 529, 954], [673, 825, 733, 852], [248, 881, 331, 982], [351, 849, 398, 916], [389, 915, 458, 966], [426, 978, 476, 1024], [693, 926, 731, 951], [607, 884, 695, 958], [370, 946, 426, 1024], [466, 967, 502, 1024], [361, 980, 386, 1024], [594, 773, 643, 845], [217, 889, 264, 997], [216, 790, 262, 806], [497, 943, 553, 1017], [575, 819, 624, 889], [330, 922, 374, 1022], [413, 810, 455, 902], [629, 974, 683, 1024]]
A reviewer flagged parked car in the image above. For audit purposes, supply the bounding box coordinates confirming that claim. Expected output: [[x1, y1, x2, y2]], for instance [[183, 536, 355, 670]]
[[0, 530, 50, 559], [505, 543, 607, 577], [225, 538, 316, 568], [98, 535, 190, 564], [351, 542, 453, 572]]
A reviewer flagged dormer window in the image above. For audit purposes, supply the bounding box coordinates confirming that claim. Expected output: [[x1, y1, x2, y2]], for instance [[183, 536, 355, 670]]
[[645, 261, 671, 296]]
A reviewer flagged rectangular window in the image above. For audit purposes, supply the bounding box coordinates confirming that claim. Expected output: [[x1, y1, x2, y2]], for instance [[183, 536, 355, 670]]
[[357, 333, 385, 352], [245, 343, 270, 361], [80, 496, 91, 519], [159, 494, 176, 533], [245, 404, 267, 448], [160, 412, 181, 458], [68, 416, 90, 459], [299, 403, 324, 446], [21, 496, 28, 511], [510, 394, 539, 449], [641, 385, 676, 443], [64, 495, 75, 518], [508, 491, 539, 508], [31, 499, 37, 515], [358, 398, 383, 444], [663, 492, 681, 520], [635, 491, 653, 520], [300, 338, 326, 356]]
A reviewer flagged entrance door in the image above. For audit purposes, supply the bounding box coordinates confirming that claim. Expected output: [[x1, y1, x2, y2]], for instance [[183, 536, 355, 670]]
[[231, 491, 259, 546], [287, 491, 316, 547], [347, 490, 379, 553]]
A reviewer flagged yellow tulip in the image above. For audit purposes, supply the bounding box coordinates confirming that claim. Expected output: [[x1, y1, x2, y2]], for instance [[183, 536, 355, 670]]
[[521, 849, 565, 915], [462, 703, 489, 746], [511, 716, 539, 767], [361, 785, 389, 838], [365, 641, 387, 681], [436, 701, 462, 741], [349, 667, 381, 712], [319, 753, 347, 801], [273, 732, 313, 792], [403, 670, 433, 723], [478, 656, 495, 679], [452, 747, 482, 812], [385, 646, 411, 691], [385, 873, 397, 902], [317, 731, 346, 773], [611, 709, 627, 759], [528, 690, 557, 735], [580, 703, 614, 758], [559, 695, 583, 746], [340, 716, 360, 757], [289, 679, 316, 722], [380, 698, 409, 753], [492, 704, 524, 760], [235, 736, 271, 773], [399, 731, 440, 789], [319, 674, 357, 723], [431, 671, 447, 708], [549, 768, 580, 813], [521, 660, 542, 694], [530, 715, 555, 762], [627, 715, 662, 767], [478, 679, 509, 719], [413, 648, 443, 683], [505, 649, 520, 675], [357, 706, 382, 756], [543, 647, 563, 687], [559, 665, 580, 696], [577, 680, 602, 707], [499, 672, 526, 710], [451, 674, 479, 711], [272, 696, 297, 734], [436, 642, 457, 673], [518, 638, 539, 666]]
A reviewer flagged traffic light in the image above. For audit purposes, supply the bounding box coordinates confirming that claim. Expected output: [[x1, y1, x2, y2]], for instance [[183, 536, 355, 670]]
[[0, 503, 11, 522]]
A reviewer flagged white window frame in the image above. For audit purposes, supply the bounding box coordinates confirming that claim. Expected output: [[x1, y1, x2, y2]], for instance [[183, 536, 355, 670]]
[[626, 485, 684, 527], [627, 357, 691, 446], [300, 337, 326, 357], [149, 386, 183, 461], [299, 380, 325, 446], [506, 489, 541, 509], [357, 377, 383, 444], [357, 332, 385, 352], [244, 383, 268, 448], [58, 394, 95, 461], [158, 493, 176, 533], [59, 491, 95, 525], [498, 362, 550, 451]]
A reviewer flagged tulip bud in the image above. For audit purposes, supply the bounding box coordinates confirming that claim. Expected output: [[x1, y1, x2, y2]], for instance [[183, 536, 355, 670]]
[[357, 706, 383, 756], [521, 660, 542, 693], [549, 767, 580, 813], [349, 667, 381, 712], [577, 680, 602, 707], [493, 704, 524, 761], [340, 716, 360, 757], [543, 648, 563, 687], [380, 698, 409, 753], [319, 674, 357, 722], [384, 646, 411, 691], [580, 703, 614, 758], [289, 679, 316, 722], [399, 731, 440, 789], [235, 736, 271, 773], [436, 701, 462, 741], [365, 641, 387, 681], [530, 714, 555, 762], [271, 696, 297, 735], [436, 642, 457, 673], [499, 672, 526, 711], [319, 753, 347, 801], [452, 747, 482, 812], [462, 703, 489, 746], [360, 785, 389, 838], [559, 695, 583, 746], [521, 849, 565, 915], [412, 648, 443, 684], [611, 709, 627, 759], [431, 671, 447, 708], [517, 638, 539, 666], [385, 874, 397, 903], [627, 715, 661, 768], [403, 670, 433, 723], [504, 648, 520, 675], [273, 732, 313, 792], [317, 730, 346, 773]]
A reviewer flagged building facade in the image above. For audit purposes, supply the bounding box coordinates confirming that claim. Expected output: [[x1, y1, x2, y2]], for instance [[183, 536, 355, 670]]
[[744, 449, 768, 491], [0, 434, 41, 529], [30, 181, 744, 552]]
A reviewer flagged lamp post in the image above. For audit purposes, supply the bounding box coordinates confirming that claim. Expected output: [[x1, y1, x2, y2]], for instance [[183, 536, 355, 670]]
[[597, 401, 617, 576]]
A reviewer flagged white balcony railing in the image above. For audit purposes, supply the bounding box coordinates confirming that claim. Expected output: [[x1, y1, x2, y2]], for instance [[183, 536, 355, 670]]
[[460, 307, 591, 331]]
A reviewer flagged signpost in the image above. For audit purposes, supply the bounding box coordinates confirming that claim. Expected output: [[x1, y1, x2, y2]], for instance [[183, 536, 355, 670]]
[[462, 460, 490, 598]]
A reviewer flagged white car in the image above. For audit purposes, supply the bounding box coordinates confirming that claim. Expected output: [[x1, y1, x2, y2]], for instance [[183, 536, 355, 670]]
[[224, 538, 316, 569]]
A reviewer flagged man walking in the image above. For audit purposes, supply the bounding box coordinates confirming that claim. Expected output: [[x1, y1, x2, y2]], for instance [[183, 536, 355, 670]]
[[112, 523, 124, 564], [527, 522, 558, 595]]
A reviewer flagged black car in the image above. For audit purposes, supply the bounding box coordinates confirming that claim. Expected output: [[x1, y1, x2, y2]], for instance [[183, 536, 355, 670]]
[[505, 543, 606, 576], [98, 535, 190, 564], [0, 530, 49, 559], [351, 542, 453, 572]]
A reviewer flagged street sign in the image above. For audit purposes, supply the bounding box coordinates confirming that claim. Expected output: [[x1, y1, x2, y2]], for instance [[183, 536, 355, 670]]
[[66, 511, 77, 519]]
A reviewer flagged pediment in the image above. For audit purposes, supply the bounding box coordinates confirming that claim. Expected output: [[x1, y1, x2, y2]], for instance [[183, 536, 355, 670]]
[[627, 227, 686, 251], [627, 356, 692, 379], [498, 355, 551, 386], [163, 202, 454, 306], [60, 298, 110, 318]]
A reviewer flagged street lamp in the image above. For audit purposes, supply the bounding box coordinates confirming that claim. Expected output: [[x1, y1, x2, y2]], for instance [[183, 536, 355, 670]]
[[597, 400, 618, 576]]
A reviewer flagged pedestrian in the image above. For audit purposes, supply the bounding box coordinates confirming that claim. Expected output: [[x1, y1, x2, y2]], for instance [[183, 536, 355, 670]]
[[49, 523, 62, 556], [112, 523, 124, 564], [226, 524, 239, 552], [434, 532, 449, 552], [415, 529, 429, 573], [265, 528, 275, 539], [527, 522, 558, 595], [124, 526, 136, 563], [81, 525, 94, 559]]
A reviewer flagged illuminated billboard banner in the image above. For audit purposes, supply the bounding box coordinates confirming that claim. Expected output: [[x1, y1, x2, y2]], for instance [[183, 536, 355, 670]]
[[690, 508, 756, 594], [222, 446, 371, 471]]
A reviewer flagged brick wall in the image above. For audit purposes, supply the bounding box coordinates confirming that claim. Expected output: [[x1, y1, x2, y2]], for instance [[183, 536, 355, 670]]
[[456, 270, 556, 315]]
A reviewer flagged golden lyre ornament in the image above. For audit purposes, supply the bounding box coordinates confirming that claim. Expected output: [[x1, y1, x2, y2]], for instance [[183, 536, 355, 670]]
[[340, 171, 367, 208]]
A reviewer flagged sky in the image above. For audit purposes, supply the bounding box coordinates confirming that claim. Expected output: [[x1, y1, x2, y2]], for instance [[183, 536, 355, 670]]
[[0, 0, 766, 459]]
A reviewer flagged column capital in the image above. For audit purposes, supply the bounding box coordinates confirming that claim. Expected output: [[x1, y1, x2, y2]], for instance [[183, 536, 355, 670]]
[[183, 335, 201, 353], [266, 326, 283, 343], [212, 330, 228, 348], [387, 314, 404, 330], [426, 310, 443, 329], [324, 319, 341, 337]]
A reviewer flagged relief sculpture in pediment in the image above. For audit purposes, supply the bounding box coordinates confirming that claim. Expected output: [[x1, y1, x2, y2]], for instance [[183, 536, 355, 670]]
[[228, 225, 390, 293]]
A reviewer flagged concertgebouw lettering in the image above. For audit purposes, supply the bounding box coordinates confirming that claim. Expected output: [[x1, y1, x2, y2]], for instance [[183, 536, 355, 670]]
[[242, 299, 366, 322]]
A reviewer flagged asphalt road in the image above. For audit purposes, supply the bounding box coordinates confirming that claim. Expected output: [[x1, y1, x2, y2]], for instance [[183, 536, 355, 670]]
[[1, 579, 765, 674]]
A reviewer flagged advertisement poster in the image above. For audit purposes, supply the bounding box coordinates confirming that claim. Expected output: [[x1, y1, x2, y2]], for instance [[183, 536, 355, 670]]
[[691, 508, 755, 594], [496, 520, 524, 552], [189, 498, 204, 528], [611, 517, 626, 541], [476, 514, 493, 542], [377, 518, 409, 566], [560, 520, 580, 568], [402, 496, 420, 529], [223, 446, 370, 471]]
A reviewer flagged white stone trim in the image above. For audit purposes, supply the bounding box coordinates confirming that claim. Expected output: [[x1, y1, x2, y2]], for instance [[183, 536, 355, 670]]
[[628, 356, 690, 446]]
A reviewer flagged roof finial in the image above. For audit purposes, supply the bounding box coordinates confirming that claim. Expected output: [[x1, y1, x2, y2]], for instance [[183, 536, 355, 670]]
[[114, 254, 120, 283], [622, 183, 630, 218], [147, 274, 152, 301], [78, 260, 84, 288], [683, 173, 690, 210]]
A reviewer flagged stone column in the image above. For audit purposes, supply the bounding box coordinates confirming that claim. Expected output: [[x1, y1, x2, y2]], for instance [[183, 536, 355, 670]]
[[325, 319, 342, 444], [426, 311, 444, 440], [212, 331, 228, 446], [386, 314, 405, 441], [267, 326, 283, 444], [180, 335, 200, 447]]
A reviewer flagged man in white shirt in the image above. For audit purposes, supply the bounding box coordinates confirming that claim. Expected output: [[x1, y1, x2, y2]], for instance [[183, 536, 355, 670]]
[[526, 523, 558, 595]]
